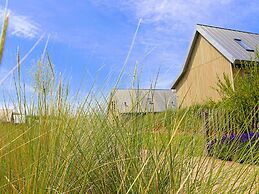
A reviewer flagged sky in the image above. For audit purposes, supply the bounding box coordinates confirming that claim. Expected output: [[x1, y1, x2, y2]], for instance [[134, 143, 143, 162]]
[[0, 0, 259, 106]]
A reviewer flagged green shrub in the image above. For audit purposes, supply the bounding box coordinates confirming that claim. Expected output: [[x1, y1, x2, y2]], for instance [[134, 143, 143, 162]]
[[207, 53, 259, 164], [216, 53, 259, 131]]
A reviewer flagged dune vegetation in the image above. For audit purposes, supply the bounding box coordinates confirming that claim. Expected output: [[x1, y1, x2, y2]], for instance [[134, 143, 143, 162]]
[[0, 12, 258, 194]]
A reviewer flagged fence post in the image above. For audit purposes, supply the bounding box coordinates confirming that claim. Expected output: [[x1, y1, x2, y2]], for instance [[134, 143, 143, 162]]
[[203, 110, 210, 155]]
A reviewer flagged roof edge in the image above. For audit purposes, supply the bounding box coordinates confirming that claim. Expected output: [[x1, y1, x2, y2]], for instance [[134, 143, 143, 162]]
[[171, 29, 198, 89], [197, 25, 235, 63], [197, 23, 259, 35], [171, 24, 237, 89]]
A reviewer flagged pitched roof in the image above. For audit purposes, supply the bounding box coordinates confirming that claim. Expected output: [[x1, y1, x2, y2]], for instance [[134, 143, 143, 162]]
[[172, 24, 259, 89], [110, 89, 176, 113]]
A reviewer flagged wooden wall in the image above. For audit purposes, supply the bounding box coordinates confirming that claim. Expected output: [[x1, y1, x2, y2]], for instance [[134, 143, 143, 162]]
[[176, 35, 233, 107]]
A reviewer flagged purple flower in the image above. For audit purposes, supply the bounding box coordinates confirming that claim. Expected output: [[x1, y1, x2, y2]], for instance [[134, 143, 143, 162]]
[[221, 135, 227, 143], [229, 134, 236, 142], [239, 132, 259, 143], [207, 131, 259, 153], [249, 132, 254, 137], [240, 133, 249, 143]]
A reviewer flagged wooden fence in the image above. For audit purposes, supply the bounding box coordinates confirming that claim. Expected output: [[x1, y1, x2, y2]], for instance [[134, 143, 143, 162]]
[[202, 107, 259, 142]]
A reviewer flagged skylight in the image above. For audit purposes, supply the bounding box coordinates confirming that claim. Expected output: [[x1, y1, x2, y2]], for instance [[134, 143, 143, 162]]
[[234, 38, 254, 52]]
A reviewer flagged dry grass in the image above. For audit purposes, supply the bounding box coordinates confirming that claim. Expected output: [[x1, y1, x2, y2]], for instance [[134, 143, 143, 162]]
[[191, 156, 259, 193]]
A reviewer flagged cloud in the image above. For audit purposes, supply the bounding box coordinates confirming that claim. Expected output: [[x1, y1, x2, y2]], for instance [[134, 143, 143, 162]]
[[91, 0, 259, 88], [92, 0, 234, 24], [92, 0, 259, 39], [0, 8, 40, 38]]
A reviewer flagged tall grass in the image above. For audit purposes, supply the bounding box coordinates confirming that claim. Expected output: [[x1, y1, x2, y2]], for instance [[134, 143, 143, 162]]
[[0, 53, 258, 193], [0, 11, 8, 64], [0, 15, 258, 194]]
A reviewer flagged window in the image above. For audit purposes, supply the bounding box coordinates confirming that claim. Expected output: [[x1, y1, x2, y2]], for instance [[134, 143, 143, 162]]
[[234, 38, 254, 52], [111, 101, 116, 111], [147, 97, 153, 104]]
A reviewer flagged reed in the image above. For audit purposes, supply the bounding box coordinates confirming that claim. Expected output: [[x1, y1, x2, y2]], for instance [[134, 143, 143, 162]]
[[0, 13, 258, 194]]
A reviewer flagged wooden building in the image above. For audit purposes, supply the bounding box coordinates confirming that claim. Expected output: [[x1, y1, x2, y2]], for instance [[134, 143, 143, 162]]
[[108, 89, 176, 116], [172, 24, 259, 107]]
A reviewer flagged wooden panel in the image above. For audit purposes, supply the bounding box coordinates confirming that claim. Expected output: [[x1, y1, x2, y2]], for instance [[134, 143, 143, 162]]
[[176, 35, 233, 107]]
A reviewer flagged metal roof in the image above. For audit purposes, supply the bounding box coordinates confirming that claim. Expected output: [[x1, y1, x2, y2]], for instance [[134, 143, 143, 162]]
[[110, 89, 177, 113], [172, 24, 259, 89]]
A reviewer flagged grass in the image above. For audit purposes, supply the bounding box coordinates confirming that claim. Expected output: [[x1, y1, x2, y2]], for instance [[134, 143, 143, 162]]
[[0, 98, 257, 193], [0, 69, 258, 193], [0, 12, 258, 193]]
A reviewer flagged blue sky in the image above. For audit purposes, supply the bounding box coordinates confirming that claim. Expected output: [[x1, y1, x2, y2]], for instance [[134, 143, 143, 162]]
[[0, 0, 259, 106]]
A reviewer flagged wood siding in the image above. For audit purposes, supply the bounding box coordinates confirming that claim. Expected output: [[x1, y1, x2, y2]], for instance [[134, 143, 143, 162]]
[[176, 35, 233, 107]]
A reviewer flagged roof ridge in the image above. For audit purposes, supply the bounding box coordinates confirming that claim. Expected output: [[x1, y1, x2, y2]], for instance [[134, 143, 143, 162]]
[[197, 24, 259, 35]]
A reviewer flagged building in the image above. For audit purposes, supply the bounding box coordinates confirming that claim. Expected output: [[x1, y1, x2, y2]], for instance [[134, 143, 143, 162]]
[[12, 112, 26, 124], [172, 24, 259, 107], [0, 109, 14, 123], [0, 108, 26, 124], [108, 89, 176, 115]]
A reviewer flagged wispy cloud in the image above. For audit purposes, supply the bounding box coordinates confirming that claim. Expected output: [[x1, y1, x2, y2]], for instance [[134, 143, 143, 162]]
[[92, 0, 259, 88], [93, 0, 258, 26], [0, 8, 40, 38]]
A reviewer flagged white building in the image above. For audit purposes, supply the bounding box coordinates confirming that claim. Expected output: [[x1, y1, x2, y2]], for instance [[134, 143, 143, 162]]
[[108, 89, 177, 115]]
